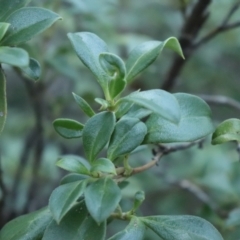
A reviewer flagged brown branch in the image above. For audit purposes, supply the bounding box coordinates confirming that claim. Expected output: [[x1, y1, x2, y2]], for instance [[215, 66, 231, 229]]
[[116, 139, 205, 179], [161, 1, 240, 91], [22, 79, 45, 214], [161, 0, 211, 91]]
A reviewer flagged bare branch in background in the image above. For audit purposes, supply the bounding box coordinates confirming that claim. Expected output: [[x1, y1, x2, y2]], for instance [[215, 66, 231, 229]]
[[161, 0, 240, 91], [199, 94, 240, 112], [193, 1, 240, 49]]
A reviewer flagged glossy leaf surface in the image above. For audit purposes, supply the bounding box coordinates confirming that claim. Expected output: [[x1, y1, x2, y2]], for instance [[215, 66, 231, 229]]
[[56, 156, 90, 175], [212, 118, 240, 145], [49, 180, 86, 223], [72, 92, 95, 117], [99, 52, 126, 98], [53, 118, 84, 139], [77, 216, 106, 240], [91, 158, 116, 175], [67, 32, 109, 94], [0, 22, 10, 41], [60, 173, 89, 185], [21, 57, 41, 81], [83, 111, 115, 162], [119, 90, 180, 123], [145, 93, 213, 143], [108, 117, 147, 160], [141, 215, 223, 240], [85, 178, 121, 223], [125, 37, 184, 82], [0, 207, 52, 240], [0, 46, 29, 67], [108, 217, 145, 240], [43, 202, 88, 240], [1, 7, 61, 45], [0, 69, 6, 134]]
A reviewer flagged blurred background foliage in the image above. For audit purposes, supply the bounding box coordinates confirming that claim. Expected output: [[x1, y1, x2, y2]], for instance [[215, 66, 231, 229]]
[[1, 0, 240, 239]]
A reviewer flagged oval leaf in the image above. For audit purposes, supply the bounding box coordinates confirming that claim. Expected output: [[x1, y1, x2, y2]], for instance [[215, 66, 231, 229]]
[[72, 92, 95, 117], [82, 111, 115, 162], [0, 46, 29, 67], [91, 158, 116, 175], [212, 119, 240, 145], [60, 173, 89, 185], [21, 57, 41, 81], [108, 217, 145, 240], [49, 180, 86, 224], [0, 22, 10, 41], [118, 90, 180, 124], [0, 0, 30, 21], [53, 118, 84, 139], [144, 93, 214, 143], [67, 32, 109, 94], [0, 69, 6, 134], [0, 207, 52, 240], [141, 215, 223, 240], [84, 178, 121, 223], [99, 52, 126, 98], [125, 37, 184, 82], [56, 156, 90, 175], [123, 105, 152, 120], [107, 117, 147, 161], [43, 202, 88, 240], [77, 216, 106, 240], [1, 7, 61, 45]]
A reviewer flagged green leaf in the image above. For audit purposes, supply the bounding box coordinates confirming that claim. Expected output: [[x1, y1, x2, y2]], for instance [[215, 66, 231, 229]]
[[56, 156, 90, 175], [85, 178, 121, 223], [225, 208, 240, 228], [99, 52, 126, 99], [123, 105, 152, 120], [91, 158, 116, 175], [0, 0, 30, 22], [60, 173, 89, 185], [115, 101, 133, 119], [42, 202, 88, 240], [72, 92, 95, 117], [0, 22, 10, 41], [108, 216, 145, 240], [82, 111, 115, 162], [118, 90, 180, 124], [53, 118, 84, 139], [0, 69, 6, 134], [49, 180, 86, 224], [21, 58, 41, 81], [77, 216, 106, 240], [0, 46, 29, 67], [0, 207, 52, 240], [144, 93, 214, 143], [212, 119, 240, 145], [1, 7, 61, 46], [67, 32, 109, 96], [107, 117, 147, 161], [141, 215, 223, 240], [125, 37, 184, 82], [95, 97, 110, 109]]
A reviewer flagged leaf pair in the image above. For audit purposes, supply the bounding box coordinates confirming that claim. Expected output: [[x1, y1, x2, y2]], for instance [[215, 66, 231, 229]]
[[108, 215, 223, 240], [49, 177, 121, 225], [68, 32, 184, 100]]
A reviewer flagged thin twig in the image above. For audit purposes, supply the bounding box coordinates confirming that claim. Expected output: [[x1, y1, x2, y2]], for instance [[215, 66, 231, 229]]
[[161, 0, 211, 91], [199, 94, 240, 111], [161, 1, 240, 91]]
